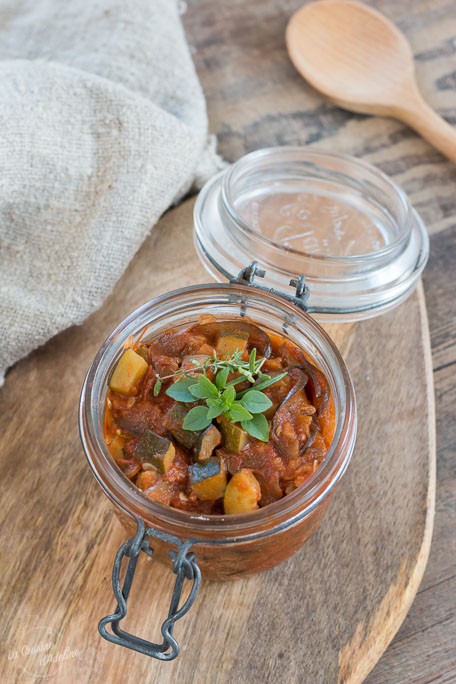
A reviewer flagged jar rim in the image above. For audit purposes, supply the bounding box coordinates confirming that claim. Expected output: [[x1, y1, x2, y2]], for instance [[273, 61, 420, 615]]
[[194, 146, 429, 322], [79, 282, 357, 541], [221, 146, 413, 262]]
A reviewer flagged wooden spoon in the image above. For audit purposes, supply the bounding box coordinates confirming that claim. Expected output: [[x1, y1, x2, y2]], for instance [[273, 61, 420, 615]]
[[286, 0, 456, 162]]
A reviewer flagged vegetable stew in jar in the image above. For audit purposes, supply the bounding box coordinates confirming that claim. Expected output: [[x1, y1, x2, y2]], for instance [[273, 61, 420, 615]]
[[105, 315, 335, 516], [79, 280, 356, 659]]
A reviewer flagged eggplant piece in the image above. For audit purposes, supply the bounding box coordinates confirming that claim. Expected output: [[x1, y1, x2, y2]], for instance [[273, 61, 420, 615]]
[[254, 471, 283, 506], [109, 348, 148, 395], [189, 456, 227, 500], [300, 417, 318, 455], [224, 469, 261, 514], [135, 345, 150, 363], [189, 320, 271, 359], [292, 362, 330, 416], [272, 367, 310, 459], [134, 430, 175, 473], [219, 417, 248, 454], [194, 425, 221, 462], [163, 404, 200, 449]]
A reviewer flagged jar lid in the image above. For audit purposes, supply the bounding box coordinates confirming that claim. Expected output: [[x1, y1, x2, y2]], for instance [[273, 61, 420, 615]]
[[193, 147, 429, 322]]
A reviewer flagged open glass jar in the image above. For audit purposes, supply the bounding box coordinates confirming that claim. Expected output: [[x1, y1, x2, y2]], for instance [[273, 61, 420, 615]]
[[79, 147, 428, 661]]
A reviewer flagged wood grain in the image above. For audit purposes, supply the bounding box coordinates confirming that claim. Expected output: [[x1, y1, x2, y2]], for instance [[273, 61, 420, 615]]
[[285, 0, 456, 163], [0, 193, 434, 683], [0, 0, 453, 681], [182, 1, 455, 679]]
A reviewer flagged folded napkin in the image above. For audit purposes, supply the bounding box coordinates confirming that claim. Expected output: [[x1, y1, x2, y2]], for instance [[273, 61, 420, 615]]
[[0, 0, 222, 385]]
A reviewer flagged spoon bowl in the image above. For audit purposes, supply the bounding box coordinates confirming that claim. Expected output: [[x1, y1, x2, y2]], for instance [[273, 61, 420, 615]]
[[286, 0, 456, 162]]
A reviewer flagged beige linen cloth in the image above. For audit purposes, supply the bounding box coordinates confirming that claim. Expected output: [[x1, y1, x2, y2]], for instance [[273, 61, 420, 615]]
[[0, 0, 222, 385]]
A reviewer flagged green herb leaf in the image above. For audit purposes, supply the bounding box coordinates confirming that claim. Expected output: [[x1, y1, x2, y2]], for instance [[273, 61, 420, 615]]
[[249, 348, 256, 374], [228, 402, 253, 422], [225, 376, 248, 388], [189, 383, 205, 399], [222, 384, 236, 407], [165, 378, 197, 402], [238, 371, 288, 397], [242, 413, 269, 441], [240, 389, 273, 414], [238, 367, 254, 382], [207, 401, 225, 420], [153, 376, 162, 397], [198, 374, 220, 399], [215, 366, 229, 390], [182, 406, 212, 431]]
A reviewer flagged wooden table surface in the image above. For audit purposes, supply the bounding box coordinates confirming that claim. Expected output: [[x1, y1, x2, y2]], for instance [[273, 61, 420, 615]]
[[182, 1, 456, 681]]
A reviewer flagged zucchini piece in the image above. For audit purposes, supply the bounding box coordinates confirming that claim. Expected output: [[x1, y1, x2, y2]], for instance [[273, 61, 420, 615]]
[[224, 469, 261, 514], [109, 348, 148, 395], [163, 404, 200, 449], [108, 436, 125, 460], [135, 430, 175, 473], [194, 425, 221, 462], [216, 330, 248, 357], [219, 417, 248, 454], [189, 456, 227, 500]]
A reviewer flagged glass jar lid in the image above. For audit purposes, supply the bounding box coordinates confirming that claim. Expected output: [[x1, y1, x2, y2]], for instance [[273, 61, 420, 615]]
[[194, 147, 429, 322]]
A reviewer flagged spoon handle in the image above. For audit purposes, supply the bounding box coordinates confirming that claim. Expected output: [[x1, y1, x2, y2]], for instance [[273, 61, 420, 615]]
[[397, 91, 456, 163]]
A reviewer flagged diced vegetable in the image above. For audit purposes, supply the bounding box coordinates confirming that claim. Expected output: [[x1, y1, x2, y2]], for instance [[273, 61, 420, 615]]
[[216, 330, 249, 356], [136, 468, 159, 490], [219, 417, 248, 454], [108, 436, 125, 460], [189, 456, 227, 500], [189, 320, 272, 358], [194, 425, 221, 462], [224, 469, 261, 514], [109, 348, 148, 395], [134, 430, 175, 473], [105, 317, 335, 517], [272, 366, 313, 459], [163, 404, 200, 449], [118, 461, 141, 479], [146, 480, 172, 505], [135, 345, 150, 363]]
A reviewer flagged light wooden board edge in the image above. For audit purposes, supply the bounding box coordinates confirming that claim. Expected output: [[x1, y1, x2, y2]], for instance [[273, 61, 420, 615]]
[[338, 280, 436, 683]]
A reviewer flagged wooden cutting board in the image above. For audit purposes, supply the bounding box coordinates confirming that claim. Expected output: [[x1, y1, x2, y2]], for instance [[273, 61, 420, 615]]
[[0, 196, 435, 683]]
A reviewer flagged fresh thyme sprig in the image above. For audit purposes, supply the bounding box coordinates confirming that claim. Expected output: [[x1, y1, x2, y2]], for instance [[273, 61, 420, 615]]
[[153, 348, 287, 442]]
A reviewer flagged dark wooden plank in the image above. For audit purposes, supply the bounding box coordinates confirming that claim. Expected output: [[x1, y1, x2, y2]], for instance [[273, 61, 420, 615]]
[[367, 226, 456, 681], [185, 0, 456, 238]]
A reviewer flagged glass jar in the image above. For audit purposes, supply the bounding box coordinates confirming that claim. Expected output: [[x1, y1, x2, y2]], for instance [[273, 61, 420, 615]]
[[194, 147, 429, 321], [79, 147, 427, 660], [80, 283, 355, 578], [79, 281, 356, 658]]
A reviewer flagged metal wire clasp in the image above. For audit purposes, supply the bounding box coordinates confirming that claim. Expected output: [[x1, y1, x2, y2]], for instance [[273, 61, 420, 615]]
[[231, 261, 310, 311], [98, 518, 201, 660]]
